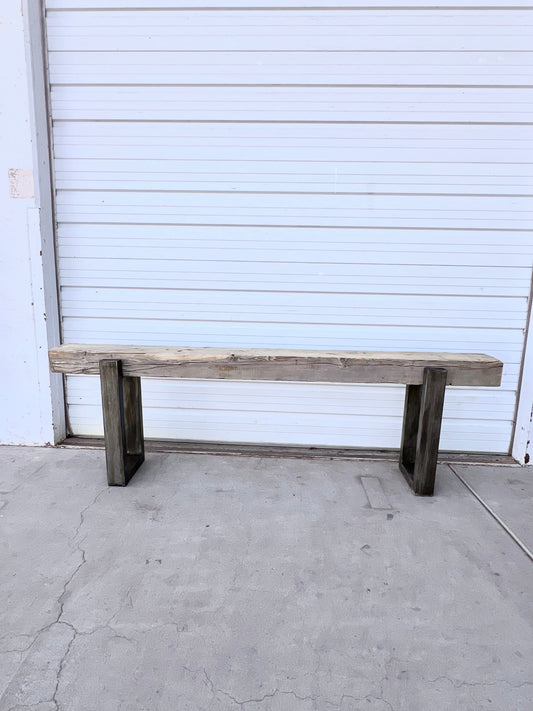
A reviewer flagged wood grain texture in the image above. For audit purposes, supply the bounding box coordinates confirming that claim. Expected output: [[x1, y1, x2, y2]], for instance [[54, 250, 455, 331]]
[[99, 359, 144, 486], [399, 367, 448, 496], [61, 436, 517, 466], [99, 359, 127, 485], [123, 376, 144, 458], [413, 367, 448, 495], [400, 383, 422, 472], [50, 344, 503, 386]]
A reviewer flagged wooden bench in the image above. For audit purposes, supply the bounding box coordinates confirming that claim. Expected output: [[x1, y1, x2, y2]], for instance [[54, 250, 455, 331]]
[[49, 345, 503, 496]]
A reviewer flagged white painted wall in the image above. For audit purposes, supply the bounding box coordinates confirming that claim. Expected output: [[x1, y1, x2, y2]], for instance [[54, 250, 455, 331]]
[[0, 1, 64, 445]]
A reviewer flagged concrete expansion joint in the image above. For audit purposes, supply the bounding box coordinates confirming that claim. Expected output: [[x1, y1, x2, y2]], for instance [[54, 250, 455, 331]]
[[447, 464, 533, 562]]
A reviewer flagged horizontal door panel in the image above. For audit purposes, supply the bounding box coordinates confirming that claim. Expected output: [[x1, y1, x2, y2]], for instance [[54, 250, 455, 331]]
[[61, 287, 528, 318], [65, 400, 513, 452], [48, 50, 533, 86], [52, 121, 533, 141], [56, 223, 533, 249], [57, 244, 532, 269], [47, 9, 533, 51], [50, 86, 533, 123], [55, 190, 533, 229], [45, 1, 533, 8], [66, 376, 518, 418], [58, 271, 530, 297], [60, 316, 524, 352]]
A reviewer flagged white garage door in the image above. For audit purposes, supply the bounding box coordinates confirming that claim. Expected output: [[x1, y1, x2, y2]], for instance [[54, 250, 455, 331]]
[[45, 0, 533, 452]]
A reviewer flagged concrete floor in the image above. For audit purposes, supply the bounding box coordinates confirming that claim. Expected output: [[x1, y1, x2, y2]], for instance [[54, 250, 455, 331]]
[[0, 446, 532, 711]]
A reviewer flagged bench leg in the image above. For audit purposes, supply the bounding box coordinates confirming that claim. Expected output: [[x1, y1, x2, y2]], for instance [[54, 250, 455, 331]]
[[399, 367, 447, 496], [100, 359, 145, 486]]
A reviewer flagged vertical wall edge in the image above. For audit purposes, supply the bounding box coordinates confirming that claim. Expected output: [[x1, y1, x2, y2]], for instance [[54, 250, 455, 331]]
[[22, 0, 66, 444]]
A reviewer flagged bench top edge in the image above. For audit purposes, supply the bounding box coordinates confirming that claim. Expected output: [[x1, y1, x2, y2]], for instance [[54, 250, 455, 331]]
[[49, 343, 501, 364], [49, 344, 502, 366], [49, 345, 503, 385]]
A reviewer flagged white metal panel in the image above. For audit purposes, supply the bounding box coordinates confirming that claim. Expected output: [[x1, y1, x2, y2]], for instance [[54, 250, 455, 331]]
[[59, 288, 529, 329], [44, 2, 533, 453], [54, 191, 533, 229], [52, 122, 533, 195], [45, 9, 533, 52], [65, 377, 514, 452], [45, 1, 533, 7], [48, 51, 533, 87], [50, 86, 533, 122]]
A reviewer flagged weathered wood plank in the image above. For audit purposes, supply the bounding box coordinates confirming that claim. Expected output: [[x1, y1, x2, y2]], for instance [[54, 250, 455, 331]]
[[123, 376, 144, 459], [50, 345, 502, 386], [399, 383, 422, 474], [99, 359, 127, 486], [412, 367, 448, 496], [400, 367, 448, 496], [61, 436, 517, 466], [99, 360, 144, 486]]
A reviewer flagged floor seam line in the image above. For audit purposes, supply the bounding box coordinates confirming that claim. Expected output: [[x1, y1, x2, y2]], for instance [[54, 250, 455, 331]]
[[447, 463, 533, 564]]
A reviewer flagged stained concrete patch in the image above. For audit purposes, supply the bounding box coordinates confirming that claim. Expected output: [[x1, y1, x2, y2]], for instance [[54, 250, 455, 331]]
[[360, 476, 392, 509], [0, 447, 532, 710]]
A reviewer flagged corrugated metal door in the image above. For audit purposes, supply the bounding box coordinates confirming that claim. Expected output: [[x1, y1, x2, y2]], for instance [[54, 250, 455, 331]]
[[45, 0, 533, 452]]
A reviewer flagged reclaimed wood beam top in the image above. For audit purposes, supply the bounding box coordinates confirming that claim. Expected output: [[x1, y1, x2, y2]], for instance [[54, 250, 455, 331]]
[[49, 344, 503, 386]]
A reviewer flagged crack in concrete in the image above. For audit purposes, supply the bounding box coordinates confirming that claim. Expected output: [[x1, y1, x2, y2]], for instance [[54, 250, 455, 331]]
[[218, 686, 279, 707], [1, 622, 75, 711], [7, 704, 56, 711], [0, 635, 39, 656], [365, 693, 395, 711], [105, 583, 138, 629], [70, 488, 107, 545], [375, 671, 395, 711], [56, 548, 86, 624], [5, 484, 106, 651], [42, 621, 133, 711], [428, 675, 533, 690], [55, 489, 111, 626], [1, 486, 110, 711], [182, 665, 395, 710], [50, 624, 76, 711], [323, 691, 395, 710], [26, 621, 135, 711], [215, 684, 319, 708], [0, 463, 47, 498]]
